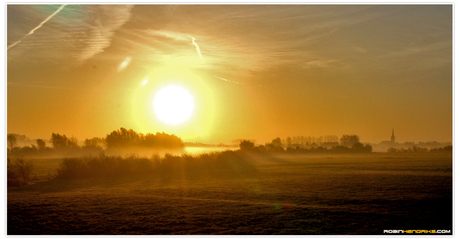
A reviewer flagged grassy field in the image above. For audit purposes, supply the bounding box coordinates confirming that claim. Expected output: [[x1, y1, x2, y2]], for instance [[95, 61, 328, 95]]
[[7, 152, 452, 235]]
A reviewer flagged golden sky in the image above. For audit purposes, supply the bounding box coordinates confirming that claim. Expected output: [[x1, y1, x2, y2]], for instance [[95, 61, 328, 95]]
[[7, 4, 452, 144]]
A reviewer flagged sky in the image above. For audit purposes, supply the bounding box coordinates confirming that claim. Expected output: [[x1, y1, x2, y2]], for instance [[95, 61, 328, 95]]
[[7, 4, 452, 144]]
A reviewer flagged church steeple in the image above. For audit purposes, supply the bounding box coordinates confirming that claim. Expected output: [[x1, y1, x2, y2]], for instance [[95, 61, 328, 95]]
[[391, 129, 395, 143]]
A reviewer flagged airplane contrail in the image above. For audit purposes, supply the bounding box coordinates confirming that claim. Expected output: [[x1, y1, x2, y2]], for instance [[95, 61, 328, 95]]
[[214, 75, 268, 88], [7, 4, 67, 50], [213, 75, 243, 85], [187, 35, 203, 60]]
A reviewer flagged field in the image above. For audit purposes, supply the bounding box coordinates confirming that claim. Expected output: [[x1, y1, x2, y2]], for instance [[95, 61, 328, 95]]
[[7, 152, 452, 235]]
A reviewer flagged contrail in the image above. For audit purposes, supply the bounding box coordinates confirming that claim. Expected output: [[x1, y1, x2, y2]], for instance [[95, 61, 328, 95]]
[[213, 75, 268, 88], [213, 75, 243, 85], [7, 4, 67, 50], [188, 35, 203, 60]]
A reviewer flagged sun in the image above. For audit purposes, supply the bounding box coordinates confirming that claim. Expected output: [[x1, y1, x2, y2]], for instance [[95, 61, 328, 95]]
[[152, 85, 195, 125]]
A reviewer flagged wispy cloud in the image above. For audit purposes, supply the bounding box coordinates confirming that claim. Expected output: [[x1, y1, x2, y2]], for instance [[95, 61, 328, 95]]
[[76, 5, 134, 63], [7, 5, 134, 65], [7, 4, 67, 50], [146, 30, 189, 41], [304, 59, 339, 69]]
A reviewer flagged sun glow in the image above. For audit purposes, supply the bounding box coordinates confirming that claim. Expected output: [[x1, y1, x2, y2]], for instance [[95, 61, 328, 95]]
[[152, 85, 195, 125], [131, 66, 216, 142]]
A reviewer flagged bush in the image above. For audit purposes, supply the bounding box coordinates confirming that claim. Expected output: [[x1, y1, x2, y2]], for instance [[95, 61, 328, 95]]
[[55, 151, 256, 181], [56, 155, 157, 179], [7, 158, 34, 187], [239, 140, 255, 151]]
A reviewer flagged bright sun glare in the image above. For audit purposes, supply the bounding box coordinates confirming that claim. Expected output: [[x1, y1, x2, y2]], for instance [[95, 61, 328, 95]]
[[152, 85, 195, 125]]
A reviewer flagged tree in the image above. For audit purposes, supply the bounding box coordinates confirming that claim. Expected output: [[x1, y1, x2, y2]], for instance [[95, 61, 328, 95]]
[[352, 142, 364, 150], [340, 135, 360, 148], [106, 127, 140, 148], [68, 137, 79, 148], [286, 137, 292, 146], [36, 139, 46, 150], [265, 137, 284, 151], [51, 133, 79, 150], [364, 144, 372, 153], [84, 137, 103, 148], [83, 137, 104, 153], [7, 134, 17, 150], [239, 140, 255, 151], [51, 133, 69, 149], [14, 158, 34, 183], [105, 128, 183, 149], [271, 137, 282, 148]]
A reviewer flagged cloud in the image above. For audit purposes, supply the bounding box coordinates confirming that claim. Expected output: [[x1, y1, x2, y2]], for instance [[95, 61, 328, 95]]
[[304, 59, 339, 69], [146, 30, 189, 41], [76, 5, 134, 62], [8, 4, 67, 50], [7, 5, 134, 65]]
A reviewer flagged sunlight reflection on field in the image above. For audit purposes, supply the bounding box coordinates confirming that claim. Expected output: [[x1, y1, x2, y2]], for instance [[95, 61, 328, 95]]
[[183, 146, 238, 155]]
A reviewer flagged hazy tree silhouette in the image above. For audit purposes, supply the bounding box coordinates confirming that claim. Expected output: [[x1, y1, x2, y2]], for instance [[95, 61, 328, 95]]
[[148, 132, 184, 148], [8, 157, 34, 187], [84, 137, 104, 149], [51, 133, 68, 149], [363, 144, 372, 153], [106, 127, 140, 148], [7, 134, 17, 150], [239, 140, 255, 151], [264, 137, 284, 152], [271, 138, 282, 148], [14, 158, 34, 183], [36, 139, 46, 150], [51, 133, 78, 150], [286, 137, 292, 146], [105, 127, 184, 149], [340, 135, 360, 148], [351, 142, 372, 153]]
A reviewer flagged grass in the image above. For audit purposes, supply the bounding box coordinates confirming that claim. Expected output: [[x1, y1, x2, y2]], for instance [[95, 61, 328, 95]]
[[7, 152, 452, 235]]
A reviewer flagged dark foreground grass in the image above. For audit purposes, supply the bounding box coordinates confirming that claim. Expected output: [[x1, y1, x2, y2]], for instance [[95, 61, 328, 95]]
[[8, 152, 452, 235]]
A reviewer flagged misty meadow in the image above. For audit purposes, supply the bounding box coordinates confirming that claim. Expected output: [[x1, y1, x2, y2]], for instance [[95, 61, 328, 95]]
[[7, 4, 453, 236], [7, 128, 452, 235]]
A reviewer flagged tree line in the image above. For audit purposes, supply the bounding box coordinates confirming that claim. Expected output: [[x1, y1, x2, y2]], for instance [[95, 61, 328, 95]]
[[7, 127, 184, 157], [387, 145, 452, 154], [239, 134, 373, 154]]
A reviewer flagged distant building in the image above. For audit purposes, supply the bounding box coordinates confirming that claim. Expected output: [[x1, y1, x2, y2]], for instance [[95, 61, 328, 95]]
[[381, 129, 396, 145], [391, 129, 395, 143]]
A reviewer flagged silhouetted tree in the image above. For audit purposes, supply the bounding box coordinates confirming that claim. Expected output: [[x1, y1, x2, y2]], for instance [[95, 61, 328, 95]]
[[51, 133, 79, 150], [151, 132, 184, 148], [83, 137, 104, 153], [265, 137, 284, 152], [68, 137, 78, 148], [271, 137, 282, 148], [364, 144, 372, 153], [286, 137, 292, 146], [239, 140, 255, 151], [14, 158, 34, 183], [51, 133, 69, 149], [106, 127, 140, 148], [340, 135, 360, 148], [7, 134, 17, 150], [36, 139, 46, 150], [352, 142, 364, 151], [105, 128, 183, 149]]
